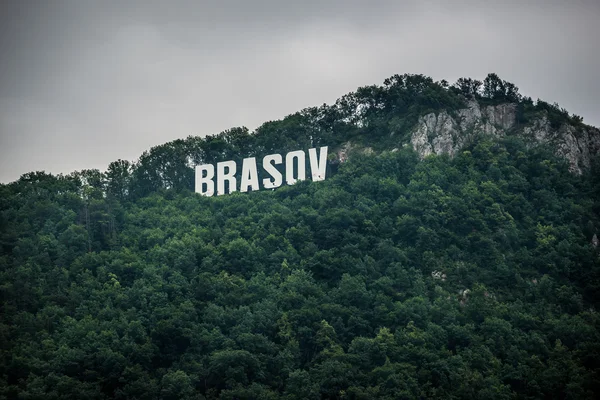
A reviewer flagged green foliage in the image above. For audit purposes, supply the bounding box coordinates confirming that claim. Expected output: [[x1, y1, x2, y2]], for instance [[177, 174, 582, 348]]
[[1, 73, 600, 399]]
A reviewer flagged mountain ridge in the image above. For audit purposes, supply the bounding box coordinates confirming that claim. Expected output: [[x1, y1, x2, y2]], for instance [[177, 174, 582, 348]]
[[4, 72, 599, 191], [2, 73, 600, 399]]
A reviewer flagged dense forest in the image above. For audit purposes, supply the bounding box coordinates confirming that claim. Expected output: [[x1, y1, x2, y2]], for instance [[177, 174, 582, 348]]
[[1, 73, 600, 399]]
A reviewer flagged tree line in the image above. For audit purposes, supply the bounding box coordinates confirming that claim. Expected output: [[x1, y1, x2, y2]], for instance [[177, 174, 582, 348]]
[[1, 73, 599, 399]]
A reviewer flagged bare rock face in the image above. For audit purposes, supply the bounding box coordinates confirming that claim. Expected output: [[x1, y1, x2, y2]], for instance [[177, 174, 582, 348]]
[[522, 116, 600, 174], [410, 99, 600, 174], [411, 100, 517, 159], [411, 112, 460, 158], [336, 142, 352, 163], [334, 142, 376, 163], [457, 100, 483, 131], [484, 103, 518, 132]]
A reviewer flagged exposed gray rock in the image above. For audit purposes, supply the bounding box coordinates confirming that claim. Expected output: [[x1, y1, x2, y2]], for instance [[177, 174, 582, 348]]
[[410, 99, 600, 174], [522, 114, 551, 141], [335, 142, 375, 163], [411, 112, 461, 158], [484, 103, 517, 132], [522, 116, 600, 174], [363, 147, 374, 155], [336, 142, 352, 163], [457, 100, 482, 131]]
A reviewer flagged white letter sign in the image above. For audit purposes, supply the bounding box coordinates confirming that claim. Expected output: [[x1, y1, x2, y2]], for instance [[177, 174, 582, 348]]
[[195, 164, 215, 196], [240, 157, 259, 193], [217, 160, 237, 196], [195, 146, 329, 196], [263, 154, 283, 189], [286, 150, 305, 185]]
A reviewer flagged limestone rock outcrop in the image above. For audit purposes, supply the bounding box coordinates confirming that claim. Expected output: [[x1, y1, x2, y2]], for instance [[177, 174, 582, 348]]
[[410, 100, 600, 174]]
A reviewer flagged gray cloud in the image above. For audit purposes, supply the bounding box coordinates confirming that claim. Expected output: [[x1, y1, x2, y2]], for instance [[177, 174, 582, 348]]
[[1, 0, 599, 183]]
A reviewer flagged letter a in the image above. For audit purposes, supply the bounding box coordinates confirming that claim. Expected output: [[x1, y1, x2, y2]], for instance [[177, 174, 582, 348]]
[[240, 157, 259, 192]]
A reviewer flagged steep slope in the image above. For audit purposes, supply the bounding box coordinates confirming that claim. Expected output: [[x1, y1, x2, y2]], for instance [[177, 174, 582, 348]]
[[1, 73, 600, 399], [410, 99, 600, 175], [89, 72, 598, 199]]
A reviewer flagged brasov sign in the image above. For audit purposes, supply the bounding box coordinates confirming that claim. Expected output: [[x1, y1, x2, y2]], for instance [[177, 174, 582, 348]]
[[195, 146, 328, 196]]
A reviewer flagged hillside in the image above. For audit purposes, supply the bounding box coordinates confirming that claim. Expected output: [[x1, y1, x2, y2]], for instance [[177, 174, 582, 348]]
[[1, 73, 600, 399]]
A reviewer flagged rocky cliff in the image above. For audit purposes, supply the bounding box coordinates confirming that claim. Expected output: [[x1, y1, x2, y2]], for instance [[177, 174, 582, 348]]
[[410, 100, 600, 174]]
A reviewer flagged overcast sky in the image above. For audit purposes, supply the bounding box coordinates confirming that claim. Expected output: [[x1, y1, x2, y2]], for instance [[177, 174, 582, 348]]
[[1, 0, 599, 183]]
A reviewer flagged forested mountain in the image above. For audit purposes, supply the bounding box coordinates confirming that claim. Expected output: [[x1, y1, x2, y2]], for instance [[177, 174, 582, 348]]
[[1, 73, 600, 399]]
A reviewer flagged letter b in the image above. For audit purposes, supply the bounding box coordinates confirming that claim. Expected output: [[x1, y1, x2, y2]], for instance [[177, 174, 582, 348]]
[[195, 164, 215, 196]]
